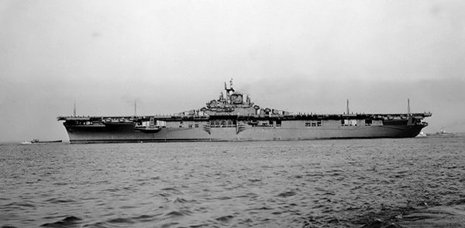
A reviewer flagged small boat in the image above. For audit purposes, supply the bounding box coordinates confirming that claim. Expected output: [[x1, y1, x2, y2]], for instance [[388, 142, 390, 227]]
[[134, 126, 161, 133], [31, 139, 62, 144], [21, 139, 62, 144]]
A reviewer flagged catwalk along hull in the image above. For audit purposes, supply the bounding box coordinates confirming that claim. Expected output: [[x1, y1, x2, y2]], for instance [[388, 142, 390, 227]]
[[58, 80, 432, 144]]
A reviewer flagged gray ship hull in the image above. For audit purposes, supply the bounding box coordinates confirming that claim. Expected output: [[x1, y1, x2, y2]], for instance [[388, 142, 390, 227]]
[[65, 120, 425, 144]]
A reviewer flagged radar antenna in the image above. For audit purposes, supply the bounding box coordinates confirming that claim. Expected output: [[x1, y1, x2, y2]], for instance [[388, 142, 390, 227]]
[[223, 78, 236, 104], [224, 78, 235, 94]]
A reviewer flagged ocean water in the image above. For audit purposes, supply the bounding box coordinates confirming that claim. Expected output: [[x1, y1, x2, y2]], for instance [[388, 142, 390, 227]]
[[1, 135, 464, 228]]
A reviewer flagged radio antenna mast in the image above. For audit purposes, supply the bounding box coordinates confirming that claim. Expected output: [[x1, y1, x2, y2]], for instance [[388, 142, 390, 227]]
[[407, 98, 410, 116], [346, 99, 350, 114], [73, 101, 76, 117], [134, 100, 137, 116]]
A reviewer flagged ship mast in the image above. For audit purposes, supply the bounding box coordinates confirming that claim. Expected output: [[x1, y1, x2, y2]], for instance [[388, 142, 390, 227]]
[[224, 78, 235, 104], [134, 100, 137, 116], [346, 99, 350, 114], [73, 101, 76, 117], [407, 98, 410, 116]]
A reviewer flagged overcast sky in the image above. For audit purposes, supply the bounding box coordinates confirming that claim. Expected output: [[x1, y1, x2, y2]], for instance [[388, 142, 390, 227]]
[[1, 0, 464, 142]]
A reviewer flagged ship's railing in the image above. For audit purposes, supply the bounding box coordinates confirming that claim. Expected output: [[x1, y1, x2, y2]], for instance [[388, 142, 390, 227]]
[[57, 111, 432, 122]]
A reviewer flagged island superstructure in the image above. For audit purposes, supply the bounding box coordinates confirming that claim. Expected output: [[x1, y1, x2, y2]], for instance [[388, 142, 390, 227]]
[[58, 80, 432, 143]]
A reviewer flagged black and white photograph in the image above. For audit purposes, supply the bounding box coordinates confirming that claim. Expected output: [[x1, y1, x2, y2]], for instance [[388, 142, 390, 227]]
[[1, 0, 465, 227]]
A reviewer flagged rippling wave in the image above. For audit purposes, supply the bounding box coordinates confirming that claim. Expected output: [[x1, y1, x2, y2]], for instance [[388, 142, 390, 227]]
[[1, 134, 465, 227]]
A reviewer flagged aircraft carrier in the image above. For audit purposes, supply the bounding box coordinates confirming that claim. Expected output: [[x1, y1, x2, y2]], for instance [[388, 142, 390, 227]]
[[58, 80, 432, 143]]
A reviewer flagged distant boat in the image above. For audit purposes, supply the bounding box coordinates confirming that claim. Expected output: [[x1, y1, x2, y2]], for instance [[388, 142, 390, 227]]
[[20, 139, 62, 144], [438, 130, 450, 135], [426, 129, 453, 137]]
